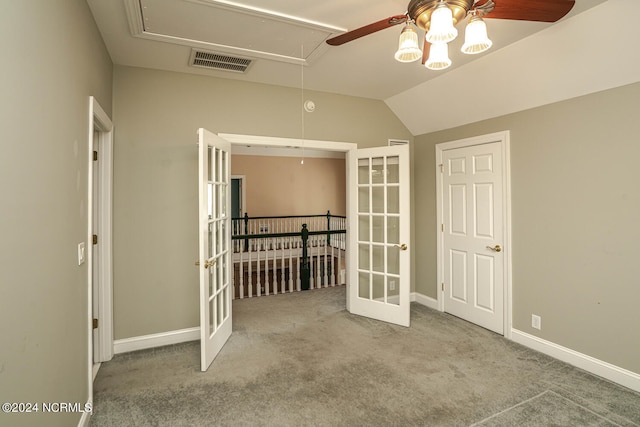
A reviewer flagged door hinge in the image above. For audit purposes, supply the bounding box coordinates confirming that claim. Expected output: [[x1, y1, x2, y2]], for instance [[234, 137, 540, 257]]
[[441, 224, 445, 232], [92, 318, 98, 329], [439, 163, 443, 173], [93, 151, 98, 161], [442, 283, 445, 292], [92, 234, 98, 245]]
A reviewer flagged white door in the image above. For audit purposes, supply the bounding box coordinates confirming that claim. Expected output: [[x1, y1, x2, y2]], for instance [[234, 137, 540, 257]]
[[198, 128, 232, 371], [348, 145, 411, 327], [441, 141, 504, 334]]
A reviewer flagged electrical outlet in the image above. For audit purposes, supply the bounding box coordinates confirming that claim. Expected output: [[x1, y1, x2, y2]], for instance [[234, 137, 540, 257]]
[[389, 280, 396, 291], [532, 314, 541, 330]]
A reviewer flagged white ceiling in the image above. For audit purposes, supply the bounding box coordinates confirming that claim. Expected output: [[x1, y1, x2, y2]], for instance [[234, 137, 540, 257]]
[[87, 0, 606, 102]]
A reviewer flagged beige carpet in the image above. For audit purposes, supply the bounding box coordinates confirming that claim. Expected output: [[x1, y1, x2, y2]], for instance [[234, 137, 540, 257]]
[[91, 286, 640, 426]]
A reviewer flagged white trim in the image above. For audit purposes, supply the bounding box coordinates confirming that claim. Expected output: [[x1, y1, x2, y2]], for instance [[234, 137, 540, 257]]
[[114, 327, 201, 355], [94, 119, 114, 363], [219, 133, 356, 153], [78, 410, 91, 427], [92, 363, 101, 381], [511, 329, 640, 393], [435, 131, 512, 338], [123, 0, 343, 66], [412, 292, 439, 310], [232, 145, 345, 159], [86, 96, 113, 422]]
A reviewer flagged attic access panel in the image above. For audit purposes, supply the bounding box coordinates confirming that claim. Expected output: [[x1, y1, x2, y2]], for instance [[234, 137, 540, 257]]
[[127, 0, 345, 65]]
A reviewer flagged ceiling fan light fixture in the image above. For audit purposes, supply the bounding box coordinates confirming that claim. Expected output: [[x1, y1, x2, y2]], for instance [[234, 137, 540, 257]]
[[425, 42, 451, 70], [394, 22, 422, 63], [461, 15, 492, 55], [426, 1, 458, 44]]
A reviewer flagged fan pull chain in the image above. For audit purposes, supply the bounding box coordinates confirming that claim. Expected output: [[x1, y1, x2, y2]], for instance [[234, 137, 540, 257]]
[[300, 45, 305, 165]]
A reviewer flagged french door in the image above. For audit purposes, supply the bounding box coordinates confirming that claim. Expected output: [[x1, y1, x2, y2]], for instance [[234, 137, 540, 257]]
[[198, 128, 232, 371], [348, 145, 411, 327]]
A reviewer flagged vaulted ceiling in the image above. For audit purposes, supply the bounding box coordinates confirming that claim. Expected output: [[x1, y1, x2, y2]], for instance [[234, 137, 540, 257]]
[[88, 1, 637, 135]]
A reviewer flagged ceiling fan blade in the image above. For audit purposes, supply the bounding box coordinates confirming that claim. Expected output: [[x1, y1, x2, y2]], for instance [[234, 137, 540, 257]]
[[326, 15, 408, 46], [422, 40, 431, 65], [485, 0, 575, 23]]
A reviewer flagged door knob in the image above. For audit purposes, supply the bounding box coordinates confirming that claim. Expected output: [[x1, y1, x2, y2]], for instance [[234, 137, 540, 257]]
[[195, 259, 217, 268], [394, 244, 408, 251], [486, 245, 502, 252]]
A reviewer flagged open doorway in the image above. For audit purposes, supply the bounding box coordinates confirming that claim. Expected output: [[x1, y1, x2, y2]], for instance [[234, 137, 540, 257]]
[[228, 139, 348, 295], [231, 175, 245, 220], [217, 133, 411, 327], [197, 131, 412, 371]]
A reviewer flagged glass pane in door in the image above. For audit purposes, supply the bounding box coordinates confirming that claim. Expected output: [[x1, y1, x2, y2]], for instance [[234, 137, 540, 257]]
[[358, 159, 369, 184], [371, 216, 384, 243], [358, 215, 370, 241], [387, 156, 399, 184], [388, 277, 400, 305], [358, 188, 369, 213], [358, 271, 370, 299], [372, 245, 384, 273], [371, 157, 384, 184]]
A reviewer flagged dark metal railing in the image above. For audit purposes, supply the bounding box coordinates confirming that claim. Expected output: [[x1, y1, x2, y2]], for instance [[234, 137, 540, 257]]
[[231, 211, 346, 292], [232, 210, 346, 252]]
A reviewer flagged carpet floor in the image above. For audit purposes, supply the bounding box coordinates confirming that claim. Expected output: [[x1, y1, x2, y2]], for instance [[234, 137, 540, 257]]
[[91, 286, 640, 426]]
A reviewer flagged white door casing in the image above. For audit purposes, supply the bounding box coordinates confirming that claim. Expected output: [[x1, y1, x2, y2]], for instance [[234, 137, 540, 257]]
[[218, 134, 414, 325], [348, 145, 411, 327], [436, 132, 511, 336], [198, 128, 233, 371], [88, 96, 114, 366], [87, 96, 114, 418]]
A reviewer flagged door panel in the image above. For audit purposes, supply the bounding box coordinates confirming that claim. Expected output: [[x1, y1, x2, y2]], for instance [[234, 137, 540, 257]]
[[443, 142, 504, 334], [348, 145, 410, 327], [198, 128, 232, 371]]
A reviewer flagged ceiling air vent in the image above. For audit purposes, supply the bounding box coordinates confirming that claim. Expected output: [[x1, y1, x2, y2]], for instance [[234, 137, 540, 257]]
[[189, 50, 253, 73]]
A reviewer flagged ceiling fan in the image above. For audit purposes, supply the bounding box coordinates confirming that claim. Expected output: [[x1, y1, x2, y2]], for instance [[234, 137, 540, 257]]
[[326, 0, 576, 70]]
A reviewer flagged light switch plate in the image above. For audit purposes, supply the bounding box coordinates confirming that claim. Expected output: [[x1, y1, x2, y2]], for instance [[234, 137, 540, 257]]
[[78, 242, 86, 265], [532, 314, 541, 330]]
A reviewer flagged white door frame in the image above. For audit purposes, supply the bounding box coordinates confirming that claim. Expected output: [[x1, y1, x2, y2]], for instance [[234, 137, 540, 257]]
[[219, 133, 357, 309], [435, 131, 512, 338], [231, 175, 246, 217], [87, 96, 114, 394]]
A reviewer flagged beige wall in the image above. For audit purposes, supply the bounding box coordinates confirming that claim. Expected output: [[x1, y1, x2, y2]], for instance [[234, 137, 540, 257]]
[[0, 1, 113, 426], [413, 82, 640, 374], [112, 65, 412, 339], [231, 155, 346, 217]]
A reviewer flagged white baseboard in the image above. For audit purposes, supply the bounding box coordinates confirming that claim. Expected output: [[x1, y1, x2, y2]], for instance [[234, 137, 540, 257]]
[[78, 407, 91, 427], [412, 292, 439, 310], [92, 363, 101, 380], [511, 329, 640, 393], [114, 327, 200, 354]]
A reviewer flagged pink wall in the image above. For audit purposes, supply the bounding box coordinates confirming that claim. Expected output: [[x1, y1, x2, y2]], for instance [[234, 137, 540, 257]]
[[231, 155, 346, 217]]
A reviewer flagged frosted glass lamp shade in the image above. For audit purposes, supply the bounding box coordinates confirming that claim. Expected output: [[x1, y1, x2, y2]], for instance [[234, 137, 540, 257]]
[[425, 42, 451, 70], [394, 23, 422, 63], [426, 1, 458, 44], [461, 16, 493, 54]]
